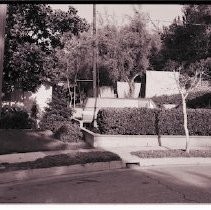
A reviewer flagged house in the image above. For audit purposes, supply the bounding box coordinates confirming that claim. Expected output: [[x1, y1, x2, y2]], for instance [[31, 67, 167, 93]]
[[145, 70, 180, 98]]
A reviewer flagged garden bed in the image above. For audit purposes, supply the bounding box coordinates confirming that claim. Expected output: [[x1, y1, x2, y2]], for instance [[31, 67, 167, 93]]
[[0, 151, 121, 172], [131, 149, 211, 159]]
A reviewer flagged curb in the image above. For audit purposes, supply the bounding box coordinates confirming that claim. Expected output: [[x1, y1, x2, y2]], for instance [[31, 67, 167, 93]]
[[137, 157, 211, 167], [0, 161, 125, 184]]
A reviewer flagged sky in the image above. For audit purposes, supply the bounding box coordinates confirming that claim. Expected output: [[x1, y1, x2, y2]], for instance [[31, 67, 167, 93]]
[[50, 4, 183, 31]]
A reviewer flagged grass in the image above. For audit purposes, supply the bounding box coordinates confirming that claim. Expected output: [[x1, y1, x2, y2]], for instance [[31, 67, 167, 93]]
[[0, 129, 90, 155], [131, 150, 211, 159], [0, 151, 121, 172]]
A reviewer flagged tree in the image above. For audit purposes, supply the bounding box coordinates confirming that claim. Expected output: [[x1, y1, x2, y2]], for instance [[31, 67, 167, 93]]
[[43, 30, 93, 105], [173, 60, 208, 153], [158, 5, 211, 69], [3, 4, 88, 94], [97, 9, 151, 96]]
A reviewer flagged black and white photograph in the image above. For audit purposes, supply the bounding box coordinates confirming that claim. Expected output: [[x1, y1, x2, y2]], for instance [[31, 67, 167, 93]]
[[0, 0, 211, 205]]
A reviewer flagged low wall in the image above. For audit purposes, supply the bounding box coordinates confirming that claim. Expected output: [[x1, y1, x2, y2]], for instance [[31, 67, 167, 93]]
[[82, 128, 211, 149], [81, 128, 159, 148]]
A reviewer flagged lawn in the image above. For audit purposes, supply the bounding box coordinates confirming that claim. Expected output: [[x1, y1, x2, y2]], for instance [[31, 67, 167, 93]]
[[0, 129, 90, 155], [0, 151, 121, 172], [131, 150, 211, 159]]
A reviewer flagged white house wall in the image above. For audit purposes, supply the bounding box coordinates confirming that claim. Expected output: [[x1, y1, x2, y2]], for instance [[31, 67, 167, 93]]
[[29, 84, 52, 113], [145, 71, 180, 98]]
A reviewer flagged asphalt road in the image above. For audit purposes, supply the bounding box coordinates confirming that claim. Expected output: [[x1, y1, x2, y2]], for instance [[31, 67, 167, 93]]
[[0, 164, 211, 203]]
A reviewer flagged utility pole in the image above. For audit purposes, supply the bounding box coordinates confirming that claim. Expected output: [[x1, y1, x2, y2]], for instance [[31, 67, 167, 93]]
[[0, 4, 7, 117], [93, 4, 97, 98]]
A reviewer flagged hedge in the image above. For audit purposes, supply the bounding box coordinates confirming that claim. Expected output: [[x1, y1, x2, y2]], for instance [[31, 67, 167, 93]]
[[158, 108, 211, 136], [97, 108, 211, 136], [97, 108, 158, 135]]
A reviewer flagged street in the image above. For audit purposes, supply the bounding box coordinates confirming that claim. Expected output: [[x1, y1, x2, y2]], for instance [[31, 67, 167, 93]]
[[0, 164, 211, 203]]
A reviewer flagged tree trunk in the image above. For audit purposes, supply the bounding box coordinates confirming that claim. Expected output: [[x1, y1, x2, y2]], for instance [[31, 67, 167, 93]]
[[182, 95, 190, 153]]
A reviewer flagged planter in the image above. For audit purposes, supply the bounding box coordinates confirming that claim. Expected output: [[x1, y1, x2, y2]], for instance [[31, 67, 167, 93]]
[[82, 128, 211, 149], [117, 82, 141, 98], [82, 127, 159, 148]]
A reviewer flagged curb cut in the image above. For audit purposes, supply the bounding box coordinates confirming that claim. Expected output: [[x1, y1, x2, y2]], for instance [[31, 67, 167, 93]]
[[0, 161, 125, 184], [138, 157, 211, 167]]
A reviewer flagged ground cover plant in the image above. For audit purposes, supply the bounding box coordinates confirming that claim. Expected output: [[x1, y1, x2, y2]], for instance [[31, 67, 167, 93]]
[[0, 151, 121, 172], [131, 150, 211, 159], [0, 129, 90, 155]]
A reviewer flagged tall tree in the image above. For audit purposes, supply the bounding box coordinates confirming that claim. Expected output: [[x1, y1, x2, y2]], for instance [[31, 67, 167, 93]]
[[3, 4, 88, 94], [158, 5, 211, 71]]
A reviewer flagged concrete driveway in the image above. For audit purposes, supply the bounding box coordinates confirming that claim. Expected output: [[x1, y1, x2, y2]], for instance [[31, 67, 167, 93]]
[[0, 164, 211, 203]]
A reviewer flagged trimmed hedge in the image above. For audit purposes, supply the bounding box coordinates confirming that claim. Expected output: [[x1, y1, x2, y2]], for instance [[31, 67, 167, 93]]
[[97, 108, 211, 136], [158, 108, 211, 136], [97, 108, 158, 135]]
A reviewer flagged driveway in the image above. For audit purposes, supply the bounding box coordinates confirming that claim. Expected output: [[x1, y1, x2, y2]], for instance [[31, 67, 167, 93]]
[[0, 164, 211, 203]]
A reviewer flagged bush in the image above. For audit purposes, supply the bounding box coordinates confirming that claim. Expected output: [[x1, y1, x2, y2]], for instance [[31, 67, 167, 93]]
[[152, 91, 211, 109], [187, 92, 211, 109], [97, 108, 158, 135], [0, 105, 36, 129], [39, 96, 73, 132], [158, 108, 211, 135], [54, 123, 83, 143]]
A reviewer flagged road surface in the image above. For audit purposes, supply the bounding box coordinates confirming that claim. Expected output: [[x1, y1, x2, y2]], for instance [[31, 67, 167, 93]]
[[0, 164, 211, 203]]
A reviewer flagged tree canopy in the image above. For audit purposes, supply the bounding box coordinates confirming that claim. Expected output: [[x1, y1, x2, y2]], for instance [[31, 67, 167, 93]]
[[3, 4, 89, 94], [151, 5, 211, 75]]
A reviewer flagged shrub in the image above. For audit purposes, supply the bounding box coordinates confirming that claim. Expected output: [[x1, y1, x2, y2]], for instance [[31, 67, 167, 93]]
[[54, 123, 83, 143], [187, 92, 211, 109], [0, 105, 36, 129], [39, 96, 73, 132], [97, 108, 158, 135], [152, 91, 211, 109], [158, 108, 211, 135]]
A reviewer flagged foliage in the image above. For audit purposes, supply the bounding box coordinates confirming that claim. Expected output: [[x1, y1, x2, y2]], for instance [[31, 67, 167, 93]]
[[96, 107, 211, 136], [158, 108, 211, 136], [39, 96, 73, 132], [97, 108, 157, 135], [54, 122, 83, 143], [152, 91, 211, 109], [132, 149, 211, 159], [48, 8, 152, 95], [3, 4, 89, 93], [151, 5, 211, 72], [1, 151, 121, 171], [98, 10, 151, 84], [0, 105, 36, 129]]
